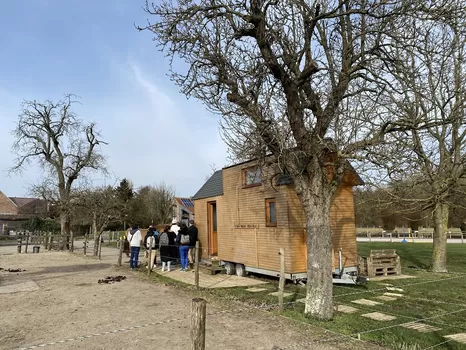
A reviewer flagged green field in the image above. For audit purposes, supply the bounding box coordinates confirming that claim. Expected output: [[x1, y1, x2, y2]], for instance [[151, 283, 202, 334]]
[[147, 242, 466, 349]]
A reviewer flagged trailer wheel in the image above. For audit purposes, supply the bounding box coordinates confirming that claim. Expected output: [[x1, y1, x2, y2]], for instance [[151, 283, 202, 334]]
[[235, 263, 246, 277], [224, 262, 236, 275]]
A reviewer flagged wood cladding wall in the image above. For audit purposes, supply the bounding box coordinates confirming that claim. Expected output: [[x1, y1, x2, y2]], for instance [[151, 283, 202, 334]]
[[193, 161, 359, 274]]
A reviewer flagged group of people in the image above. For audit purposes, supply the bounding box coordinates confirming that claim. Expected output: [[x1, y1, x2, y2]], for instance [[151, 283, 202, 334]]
[[126, 219, 198, 272]]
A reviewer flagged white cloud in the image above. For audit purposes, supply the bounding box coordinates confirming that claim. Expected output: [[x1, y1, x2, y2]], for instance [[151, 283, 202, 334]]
[[88, 60, 228, 196], [0, 60, 229, 198]]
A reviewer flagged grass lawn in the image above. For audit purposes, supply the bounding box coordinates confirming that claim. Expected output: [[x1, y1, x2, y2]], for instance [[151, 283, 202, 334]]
[[145, 243, 466, 350]]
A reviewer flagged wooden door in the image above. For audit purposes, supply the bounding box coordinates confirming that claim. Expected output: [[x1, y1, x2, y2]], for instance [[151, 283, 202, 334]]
[[207, 201, 218, 256]]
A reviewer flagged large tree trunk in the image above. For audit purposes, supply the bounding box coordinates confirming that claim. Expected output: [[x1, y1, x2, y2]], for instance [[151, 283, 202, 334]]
[[431, 203, 449, 272], [296, 174, 334, 320], [60, 213, 71, 250]]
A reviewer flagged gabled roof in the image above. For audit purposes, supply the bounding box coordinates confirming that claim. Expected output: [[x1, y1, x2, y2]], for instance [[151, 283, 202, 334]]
[[9, 197, 38, 207], [192, 170, 223, 200]]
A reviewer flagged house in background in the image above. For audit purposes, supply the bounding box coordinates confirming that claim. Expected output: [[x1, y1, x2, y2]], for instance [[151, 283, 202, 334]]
[[192, 157, 365, 284], [0, 191, 48, 234], [172, 197, 194, 225]]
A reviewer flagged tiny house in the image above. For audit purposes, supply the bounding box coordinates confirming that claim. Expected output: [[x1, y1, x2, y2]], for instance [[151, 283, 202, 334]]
[[192, 159, 365, 284]]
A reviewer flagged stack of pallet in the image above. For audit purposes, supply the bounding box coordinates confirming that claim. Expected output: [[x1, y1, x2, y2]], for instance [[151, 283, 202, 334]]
[[358, 249, 401, 277]]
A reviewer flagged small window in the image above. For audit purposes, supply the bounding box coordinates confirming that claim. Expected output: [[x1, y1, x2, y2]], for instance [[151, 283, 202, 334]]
[[265, 198, 277, 227], [243, 167, 262, 187]]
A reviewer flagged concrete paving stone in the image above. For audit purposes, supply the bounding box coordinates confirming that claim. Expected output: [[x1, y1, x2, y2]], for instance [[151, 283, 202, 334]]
[[401, 322, 442, 333], [268, 291, 293, 297], [384, 292, 404, 297], [386, 287, 404, 292], [444, 333, 466, 344], [369, 274, 416, 281], [336, 305, 359, 314], [245, 287, 268, 293], [375, 295, 397, 302], [296, 298, 306, 303], [361, 312, 397, 321], [379, 283, 393, 286], [351, 298, 382, 306], [156, 269, 267, 288]]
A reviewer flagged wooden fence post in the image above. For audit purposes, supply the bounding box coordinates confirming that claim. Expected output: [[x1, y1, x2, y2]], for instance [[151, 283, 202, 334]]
[[17, 236, 22, 253], [147, 237, 153, 276], [278, 248, 285, 312], [44, 232, 49, 249], [194, 241, 200, 290], [25, 234, 30, 253], [70, 232, 74, 253], [98, 234, 102, 260], [118, 237, 124, 266], [83, 234, 88, 256], [48, 234, 53, 250], [190, 298, 206, 350]]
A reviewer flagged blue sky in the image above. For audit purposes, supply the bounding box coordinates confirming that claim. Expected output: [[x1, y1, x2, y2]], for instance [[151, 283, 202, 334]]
[[0, 0, 228, 198]]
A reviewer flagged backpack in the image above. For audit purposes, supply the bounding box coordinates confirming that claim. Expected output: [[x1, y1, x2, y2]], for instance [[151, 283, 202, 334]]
[[146, 235, 158, 249], [180, 234, 190, 245], [159, 232, 169, 246]]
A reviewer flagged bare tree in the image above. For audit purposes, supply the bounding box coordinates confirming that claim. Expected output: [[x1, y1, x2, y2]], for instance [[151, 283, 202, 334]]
[[128, 183, 175, 226], [151, 182, 176, 224], [138, 0, 458, 319], [74, 186, 122, 256], [365, 10, 466, 272], [10, 95, 107, 249]]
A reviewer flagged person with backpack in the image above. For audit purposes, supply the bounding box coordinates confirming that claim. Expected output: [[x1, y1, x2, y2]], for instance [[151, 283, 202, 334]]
[[127, 224, 142, 270], [144, 226, 159, 270], [176, 223, 191, 272], [159, 225, 176, 272]]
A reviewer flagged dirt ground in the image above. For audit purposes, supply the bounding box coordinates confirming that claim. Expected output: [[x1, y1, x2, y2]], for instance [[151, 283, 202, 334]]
[[0, 245, 387, 350]]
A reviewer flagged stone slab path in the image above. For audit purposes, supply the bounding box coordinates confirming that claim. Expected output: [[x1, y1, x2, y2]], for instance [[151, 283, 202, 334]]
[[351, 299, 382, 306], [444, 333, 466, 344], [155, 268, 267, 288], [401, 322, 442, 333], [362, 312, 397, 321]]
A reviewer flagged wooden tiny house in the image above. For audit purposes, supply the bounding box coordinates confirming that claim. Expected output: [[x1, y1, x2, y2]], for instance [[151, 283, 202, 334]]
[[192, 159, 365, 284]]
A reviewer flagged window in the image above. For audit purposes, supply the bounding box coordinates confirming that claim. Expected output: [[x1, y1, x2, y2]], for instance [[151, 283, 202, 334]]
[[243, 167, 262, 187], [265, 198, 277, 227]]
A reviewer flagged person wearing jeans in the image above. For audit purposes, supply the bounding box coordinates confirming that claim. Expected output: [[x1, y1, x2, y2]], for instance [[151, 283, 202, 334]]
[[176, 223, 191, 271], [127, 224, 142, 270]]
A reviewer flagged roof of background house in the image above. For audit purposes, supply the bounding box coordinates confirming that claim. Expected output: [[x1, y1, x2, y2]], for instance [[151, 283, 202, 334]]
[[192, 170, 223, 200], [175, 197, 194, 212], [9, 197, 38, 207]]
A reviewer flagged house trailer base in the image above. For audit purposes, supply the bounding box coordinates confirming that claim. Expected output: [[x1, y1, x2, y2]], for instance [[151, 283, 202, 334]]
[[218, 261, 368, 285]]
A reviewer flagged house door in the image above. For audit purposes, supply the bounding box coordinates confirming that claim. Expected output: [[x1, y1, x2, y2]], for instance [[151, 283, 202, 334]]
[[207, 201, 218, 256]]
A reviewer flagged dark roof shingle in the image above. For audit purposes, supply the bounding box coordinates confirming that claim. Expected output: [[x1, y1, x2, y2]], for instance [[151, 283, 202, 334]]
[[192, 170, 223, 200]]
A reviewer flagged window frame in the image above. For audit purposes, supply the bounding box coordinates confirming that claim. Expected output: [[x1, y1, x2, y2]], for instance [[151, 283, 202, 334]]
[[265, 198, 277, 227], [242, 166, 262, 188]]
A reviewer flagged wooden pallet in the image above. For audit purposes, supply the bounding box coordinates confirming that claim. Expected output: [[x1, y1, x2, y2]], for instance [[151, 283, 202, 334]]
[[358, 249, 401, 277]]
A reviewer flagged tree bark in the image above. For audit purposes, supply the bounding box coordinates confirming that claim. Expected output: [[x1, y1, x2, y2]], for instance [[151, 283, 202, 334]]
[[60, 213, 71, 250], [431, 203, 449, 273], [93, 212, 99, 256], [296, 173, 334, 320]]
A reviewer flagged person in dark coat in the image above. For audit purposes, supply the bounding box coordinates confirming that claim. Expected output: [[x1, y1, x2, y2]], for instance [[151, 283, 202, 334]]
[[159, 225, 177, 272], [187, 219, 198, 267]]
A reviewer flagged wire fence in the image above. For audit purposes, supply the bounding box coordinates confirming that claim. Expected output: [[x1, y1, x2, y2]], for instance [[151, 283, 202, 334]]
[[4, 238, 466, 350]]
